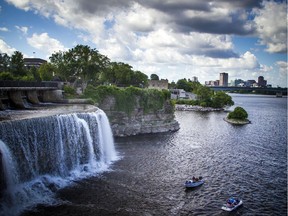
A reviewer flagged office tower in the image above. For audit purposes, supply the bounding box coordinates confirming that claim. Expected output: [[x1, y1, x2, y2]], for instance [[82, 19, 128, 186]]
[[219, 72, 228, 86]]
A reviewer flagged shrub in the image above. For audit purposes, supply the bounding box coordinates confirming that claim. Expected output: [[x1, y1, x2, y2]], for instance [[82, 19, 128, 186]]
[[228, 106, 248, 120], [83, 85, 171, 115], [63, 85, 76, 98], [0, 72, 14, 80]]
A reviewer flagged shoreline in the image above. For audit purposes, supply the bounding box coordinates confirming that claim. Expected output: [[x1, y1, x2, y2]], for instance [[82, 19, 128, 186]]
[[175, 104, 224, 112], [223, 117, 251, 125]]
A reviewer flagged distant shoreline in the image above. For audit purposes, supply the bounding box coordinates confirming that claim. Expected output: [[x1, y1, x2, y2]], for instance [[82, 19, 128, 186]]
[[175, 104, 223, 112]]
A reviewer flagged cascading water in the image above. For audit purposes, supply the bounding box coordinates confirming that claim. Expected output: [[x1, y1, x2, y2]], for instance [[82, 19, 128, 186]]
[[0, 109, 118, 216]]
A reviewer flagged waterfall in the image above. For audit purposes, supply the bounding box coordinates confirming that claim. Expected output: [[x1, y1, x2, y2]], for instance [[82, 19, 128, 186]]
[[0, 109, 118, 216]]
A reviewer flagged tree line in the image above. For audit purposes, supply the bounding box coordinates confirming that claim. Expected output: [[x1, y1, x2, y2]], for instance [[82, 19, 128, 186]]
[[0, 45, 150, 90], [0, 44, 234, 108]]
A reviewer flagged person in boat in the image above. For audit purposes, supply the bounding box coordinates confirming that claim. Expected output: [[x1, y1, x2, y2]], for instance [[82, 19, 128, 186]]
[[226, 199, 234, 207], [226, 198, 239, 207]]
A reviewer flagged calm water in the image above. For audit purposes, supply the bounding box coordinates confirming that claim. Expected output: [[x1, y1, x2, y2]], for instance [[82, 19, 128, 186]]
[[23, 94, 287, 216]]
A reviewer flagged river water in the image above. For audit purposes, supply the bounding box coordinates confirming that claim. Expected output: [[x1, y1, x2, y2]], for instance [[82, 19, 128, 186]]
[[22, 94, 287, 216]]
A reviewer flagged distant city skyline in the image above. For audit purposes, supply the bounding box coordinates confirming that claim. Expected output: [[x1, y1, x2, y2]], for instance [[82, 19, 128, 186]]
[[204, 73, 271, 87]]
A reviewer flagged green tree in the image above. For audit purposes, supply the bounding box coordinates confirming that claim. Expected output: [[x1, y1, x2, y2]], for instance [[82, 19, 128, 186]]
[[195, 85, 212, 105], [100, 61, 130, 85], [150, 73, 159, 80], [50, 51, 73, 81], [211, 91, 234, 108], [50, 45, 110, 91], [69, 45, 110, 88], [114, 62, 133, 86], [0, 53, 11, 72], [10, 51, 26, 77], [101, 62, 148, 87], [39, 62, 55, 81], [169, 81, 177, 89], [133, 71, 148, 87], [27, 66, 41, 81], [176, 78, 193, 92], [190, 81, 202, 93], [228, 106, 248, 120]]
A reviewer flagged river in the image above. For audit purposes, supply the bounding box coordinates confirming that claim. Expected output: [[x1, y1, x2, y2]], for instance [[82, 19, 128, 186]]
[[22, 94, 287, 216]]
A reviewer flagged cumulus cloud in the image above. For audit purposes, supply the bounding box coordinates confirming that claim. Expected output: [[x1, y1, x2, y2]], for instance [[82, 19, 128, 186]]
[[0, 39, 16, 55], [27, 33, 67, 57], [4, 0, 287, 86], [5, 0, 30, 11], [5, 0, 261, 37], [137, 0, 260, 35], [253, 1, 287, 53]]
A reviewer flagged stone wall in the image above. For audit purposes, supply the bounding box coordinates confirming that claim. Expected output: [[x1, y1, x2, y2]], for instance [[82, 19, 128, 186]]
[[8, 91, 25, 108], [98, 96, 180, 137]]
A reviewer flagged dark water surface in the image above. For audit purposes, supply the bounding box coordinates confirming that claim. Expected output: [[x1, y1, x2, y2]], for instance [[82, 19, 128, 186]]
[[23, 94, 287, 216]]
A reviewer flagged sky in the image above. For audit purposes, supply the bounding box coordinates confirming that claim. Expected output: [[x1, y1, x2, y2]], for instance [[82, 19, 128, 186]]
[[0, 0, 287, 87]]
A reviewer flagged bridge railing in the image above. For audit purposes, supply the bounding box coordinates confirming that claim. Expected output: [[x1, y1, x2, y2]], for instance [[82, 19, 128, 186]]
[[0, 81, 59, 88]]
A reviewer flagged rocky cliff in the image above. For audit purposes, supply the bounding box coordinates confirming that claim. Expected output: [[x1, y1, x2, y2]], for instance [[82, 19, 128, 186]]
[[97, 95, 180, 137]]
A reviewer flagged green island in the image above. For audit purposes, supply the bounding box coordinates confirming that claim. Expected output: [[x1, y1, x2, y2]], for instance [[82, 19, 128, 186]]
[[224, 106, 250, 125]]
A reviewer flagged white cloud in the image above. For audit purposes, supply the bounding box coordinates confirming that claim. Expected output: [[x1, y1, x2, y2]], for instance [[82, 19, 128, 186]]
[[253, 1, 287, 53], [0, 27, 9, 32], [0, 39, 16, 55], [5, 0, 30, 11], [4, 0, 287, 87], [221, 52, 260, 70], [276, 61, 288, 78], [121, 3, 157, 33], [15, 25, 28, 35], [27, 33, 67, 58], [259, 64, 273, 73]]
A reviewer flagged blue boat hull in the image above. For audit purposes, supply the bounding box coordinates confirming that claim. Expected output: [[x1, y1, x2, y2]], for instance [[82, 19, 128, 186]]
[[185, 180, 205, 188]]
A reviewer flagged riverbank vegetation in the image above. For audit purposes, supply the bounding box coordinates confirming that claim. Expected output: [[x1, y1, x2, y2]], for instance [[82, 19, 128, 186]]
[[173, 83, 234, 108], [1, 45, 233, 111], [83, 85, 172, 115]]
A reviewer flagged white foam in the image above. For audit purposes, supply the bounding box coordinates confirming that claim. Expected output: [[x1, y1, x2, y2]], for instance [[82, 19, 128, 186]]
[[0, 110, 119, 216]]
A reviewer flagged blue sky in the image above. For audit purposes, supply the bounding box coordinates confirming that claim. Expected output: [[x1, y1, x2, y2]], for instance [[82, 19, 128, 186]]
[[0, 0, 287, 87]]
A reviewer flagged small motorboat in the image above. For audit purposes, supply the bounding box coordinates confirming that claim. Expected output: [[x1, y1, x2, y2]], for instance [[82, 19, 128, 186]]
[[221, 197, 243, 211], [184, 177, 204, 188]]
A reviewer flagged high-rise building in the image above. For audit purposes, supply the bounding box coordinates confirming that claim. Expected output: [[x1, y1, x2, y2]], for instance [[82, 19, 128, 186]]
[[219, 72, 228, 86], [191, 76, 198, 82], [258, 76, 267, 87]]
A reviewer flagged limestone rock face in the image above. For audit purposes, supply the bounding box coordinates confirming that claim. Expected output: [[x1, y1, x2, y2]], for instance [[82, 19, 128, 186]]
[[98, 96, 180, 137]]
